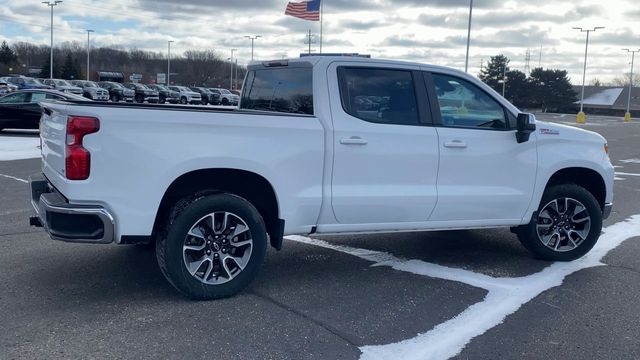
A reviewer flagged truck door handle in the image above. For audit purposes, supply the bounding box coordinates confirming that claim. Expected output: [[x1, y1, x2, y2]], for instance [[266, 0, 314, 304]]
[[443, 140, 467, 148], [340, 137, 368, 145]]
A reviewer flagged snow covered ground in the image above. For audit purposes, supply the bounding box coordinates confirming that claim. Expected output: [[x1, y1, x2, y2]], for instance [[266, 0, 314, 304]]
[[0, 133, 40, 161]]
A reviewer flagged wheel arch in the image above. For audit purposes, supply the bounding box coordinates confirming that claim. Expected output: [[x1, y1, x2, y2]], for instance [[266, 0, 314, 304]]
[[544, 167, 606, 210], [153, 168, 283, 250]]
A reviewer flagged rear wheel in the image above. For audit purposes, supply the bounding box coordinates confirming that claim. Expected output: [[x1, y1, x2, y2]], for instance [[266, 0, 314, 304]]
[[221, 98, 229, 106], [516, 184, 602, 261], [135, 94, 144, 103], [156, 193, 267, 300], [159, 95, 166, 104], [110, 94, 119, 102]]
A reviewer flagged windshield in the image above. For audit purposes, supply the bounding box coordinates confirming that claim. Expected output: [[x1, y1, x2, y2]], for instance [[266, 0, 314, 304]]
[[220, 89, 231, 94], [24, 78, 42, 85], [55, 80, 72, 86], [111, 82, 124, 89], [86, 81, 100, 88]]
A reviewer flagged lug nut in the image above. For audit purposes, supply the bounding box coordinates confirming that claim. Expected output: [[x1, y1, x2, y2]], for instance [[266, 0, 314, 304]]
[[206, 250, 211, 255], [214, 253, 219, 258]]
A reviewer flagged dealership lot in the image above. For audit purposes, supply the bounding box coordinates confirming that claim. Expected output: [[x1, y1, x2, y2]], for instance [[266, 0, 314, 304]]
[[1, 114, 640, 359]]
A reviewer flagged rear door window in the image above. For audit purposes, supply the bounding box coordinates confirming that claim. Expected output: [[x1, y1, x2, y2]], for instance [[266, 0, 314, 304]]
[[337, 67, 419, 125], [241, 67, 313, 115]]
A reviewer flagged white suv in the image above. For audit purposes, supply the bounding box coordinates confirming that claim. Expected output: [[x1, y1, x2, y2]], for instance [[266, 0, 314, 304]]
[[169, 86, 202, 105]]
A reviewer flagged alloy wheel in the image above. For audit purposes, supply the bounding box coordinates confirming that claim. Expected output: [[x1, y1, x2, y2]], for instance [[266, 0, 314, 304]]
[[536, 197, 591, 252]]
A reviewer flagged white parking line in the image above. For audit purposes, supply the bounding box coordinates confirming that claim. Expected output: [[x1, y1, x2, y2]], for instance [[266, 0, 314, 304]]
[[287, 215, 640, 360], [615, 172, 640, 177], [0, 173, 28, 183]]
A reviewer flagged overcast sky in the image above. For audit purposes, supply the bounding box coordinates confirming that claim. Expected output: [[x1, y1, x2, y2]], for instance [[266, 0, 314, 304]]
[[0, 0, 638, 83]]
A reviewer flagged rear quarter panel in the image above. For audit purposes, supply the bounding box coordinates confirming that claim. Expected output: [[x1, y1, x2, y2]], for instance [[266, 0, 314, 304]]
[[42, 103, 325, 240]]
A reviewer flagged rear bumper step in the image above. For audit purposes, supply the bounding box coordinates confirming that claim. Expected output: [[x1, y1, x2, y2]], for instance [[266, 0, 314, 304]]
[[29, 174, 115, 244]]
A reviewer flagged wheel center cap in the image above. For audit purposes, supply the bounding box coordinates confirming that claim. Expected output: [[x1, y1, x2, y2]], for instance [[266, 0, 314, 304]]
[[212, 242, 221, 251]]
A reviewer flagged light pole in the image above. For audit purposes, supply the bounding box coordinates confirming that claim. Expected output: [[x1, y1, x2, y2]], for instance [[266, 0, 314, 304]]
[[167, 40, 174, 85], [464, 0, 473, 72], [502, 64, 507, 97], [230, 49, 236, 90], [86, 29, 94, 81], [244, 35, 261, 61], [623, 48, 639, 122], [235, 58, 238, 90], [573, 26, 604, 123], [42, 1, 63, 79]]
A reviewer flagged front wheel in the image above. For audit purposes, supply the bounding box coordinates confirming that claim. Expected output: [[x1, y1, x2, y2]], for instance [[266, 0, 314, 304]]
[[516, 184, 602, 261], [110, 94, 119, 102], [180, 96, 188, 105], [156, 193, 267, 300]]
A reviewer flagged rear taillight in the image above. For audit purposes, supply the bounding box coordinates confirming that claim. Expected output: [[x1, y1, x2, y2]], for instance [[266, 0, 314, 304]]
[[65, 116, 99, 180]]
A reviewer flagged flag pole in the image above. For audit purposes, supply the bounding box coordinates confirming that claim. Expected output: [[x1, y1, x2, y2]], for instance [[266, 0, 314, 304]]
[[320, 0, 323, 53]]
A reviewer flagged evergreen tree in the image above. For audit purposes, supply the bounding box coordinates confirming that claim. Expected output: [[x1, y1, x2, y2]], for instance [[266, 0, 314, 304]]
[[39, 55, 62, 78], [504, 69, 530, 108], [529, 68, 577, 112], [60, 53, 82, 80], [479, 54, 510, 93], [0, 41, 17, 65]]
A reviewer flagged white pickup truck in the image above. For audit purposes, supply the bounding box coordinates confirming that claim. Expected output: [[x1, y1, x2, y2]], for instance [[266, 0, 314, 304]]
[[30, 55, 614, 300]]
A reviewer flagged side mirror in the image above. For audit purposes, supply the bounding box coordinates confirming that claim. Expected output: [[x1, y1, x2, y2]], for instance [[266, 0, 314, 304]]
[[516, 113, 536, 143]]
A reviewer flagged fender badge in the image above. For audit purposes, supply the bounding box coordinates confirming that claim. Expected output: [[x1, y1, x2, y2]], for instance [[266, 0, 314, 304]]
[[540, 128, 559, 135]]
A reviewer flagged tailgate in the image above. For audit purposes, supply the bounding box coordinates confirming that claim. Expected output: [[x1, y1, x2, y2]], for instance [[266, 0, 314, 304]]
[[39, 102, 69, 188]]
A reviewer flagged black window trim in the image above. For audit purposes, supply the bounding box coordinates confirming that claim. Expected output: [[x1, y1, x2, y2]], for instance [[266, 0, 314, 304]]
[[240, 65, 314, 116], [336, 66, 434, 127], [425, 71, 514, 131]]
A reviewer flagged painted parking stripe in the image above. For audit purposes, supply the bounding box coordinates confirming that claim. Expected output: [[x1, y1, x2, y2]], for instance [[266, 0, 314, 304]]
[[287, 215, 640, 360], [0, 173, 28, 183]]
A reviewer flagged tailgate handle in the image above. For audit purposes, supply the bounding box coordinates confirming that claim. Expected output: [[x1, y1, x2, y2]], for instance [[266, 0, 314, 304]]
[[340, 136, 368, 146], [443, 140, 467, 148], [43, 107, 52, 116]]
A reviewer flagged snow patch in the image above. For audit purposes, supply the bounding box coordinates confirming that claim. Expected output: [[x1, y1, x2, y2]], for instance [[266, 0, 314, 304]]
[[615, 172, 640, 177], [0, 136, 41, 161], [0, 173, 28, 183], [287, 215, 640, 360], [620, 158, 640, 164]]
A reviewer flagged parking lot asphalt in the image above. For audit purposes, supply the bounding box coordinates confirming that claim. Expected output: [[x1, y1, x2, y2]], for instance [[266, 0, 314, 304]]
[[1, 113, 640, 359]]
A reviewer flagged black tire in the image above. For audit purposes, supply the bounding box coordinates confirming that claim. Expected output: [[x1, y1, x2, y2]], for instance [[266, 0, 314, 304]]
[[516, 184, 602, 261], [135, 94, 144, 103], [110, 94, 119, 102], [221, 98, 229, 106], [159, 95, 166, 104], [156, 193, 267, 300], [84, 93, 93, 100], [180, 96, 188, 105]]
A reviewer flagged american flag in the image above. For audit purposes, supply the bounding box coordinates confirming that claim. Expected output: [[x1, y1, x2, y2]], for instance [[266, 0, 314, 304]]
[[285, 0, 321, 21]]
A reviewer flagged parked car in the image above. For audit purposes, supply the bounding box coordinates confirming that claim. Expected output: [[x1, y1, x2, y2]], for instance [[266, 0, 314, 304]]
[[98, 81, 135, 102], [209, 88, 239, 106], [0, 89, 89, 132], [4, 76, 51, 90], [29, 56, 614, 301], [168, 86, 201, 104], [40, 79, 83, 95], [69, 80, 110, 101], [146, 84, 179, 104], [0, 78, 19, 93], [189, 87, 219, 105], [0, 81, 14, 95], [124, 83, 160, 104]]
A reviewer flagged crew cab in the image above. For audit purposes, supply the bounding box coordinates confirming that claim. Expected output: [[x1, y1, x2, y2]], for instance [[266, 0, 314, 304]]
[[168, 86, 202, 105], [123, 83, 160, 104], [69, 80, 109, 101], [209, 87, 239, 106], [98, 81, 135, 103], [29, 56, 614, 300]]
